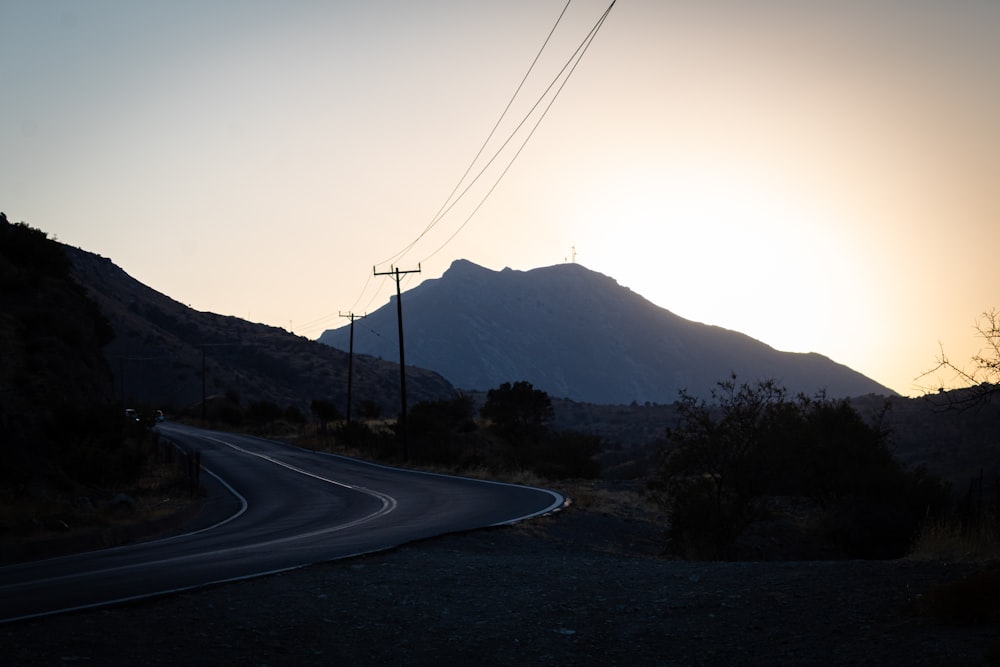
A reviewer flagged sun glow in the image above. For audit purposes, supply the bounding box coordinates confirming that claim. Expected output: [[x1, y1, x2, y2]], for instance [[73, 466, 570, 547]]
[[567, 160, 877, 362]]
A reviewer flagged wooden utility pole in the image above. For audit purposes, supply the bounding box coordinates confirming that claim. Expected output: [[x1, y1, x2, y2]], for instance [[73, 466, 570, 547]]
[[201, 347, 207, 424], [338, 311, 364, 423], [373, 264, 421, 461]]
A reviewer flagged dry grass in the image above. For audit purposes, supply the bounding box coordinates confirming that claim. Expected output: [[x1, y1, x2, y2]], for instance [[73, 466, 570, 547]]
[[0, 459, 200, 563], [908, 514, 1000, 665], [548, 478, 659, 518], [443, 465, 547, 488], [910, 515, 1000, 562]]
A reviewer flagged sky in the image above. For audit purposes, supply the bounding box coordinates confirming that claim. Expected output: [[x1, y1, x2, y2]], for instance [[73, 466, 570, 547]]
[[2, 1, 998, 397]]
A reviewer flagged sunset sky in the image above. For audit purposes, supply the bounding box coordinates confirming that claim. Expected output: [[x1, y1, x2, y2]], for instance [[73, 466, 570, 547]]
[[3, 1, 998, 397]]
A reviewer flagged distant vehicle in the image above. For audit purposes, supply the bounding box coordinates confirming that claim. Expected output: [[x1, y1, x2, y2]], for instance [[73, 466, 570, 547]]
[[125, 408, 139, 422], [154, 409, 165, 422]]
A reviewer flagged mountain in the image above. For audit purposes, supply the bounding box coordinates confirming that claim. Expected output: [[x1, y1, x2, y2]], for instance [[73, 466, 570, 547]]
[[65, 246, 455, 417], [319, 260, 893, 404], [1, 214, 119, 484]]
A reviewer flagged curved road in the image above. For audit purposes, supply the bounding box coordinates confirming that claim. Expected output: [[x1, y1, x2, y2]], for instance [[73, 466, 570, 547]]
[[0, 423, 564, 624]]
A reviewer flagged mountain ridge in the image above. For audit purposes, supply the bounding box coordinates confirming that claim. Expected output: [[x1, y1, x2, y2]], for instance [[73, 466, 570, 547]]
[[320, 259, 893, 404], [64, 245, 455, 417]]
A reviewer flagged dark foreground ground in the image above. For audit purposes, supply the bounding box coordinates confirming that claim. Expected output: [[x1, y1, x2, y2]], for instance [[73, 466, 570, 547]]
[[1, 505, 996, 666]]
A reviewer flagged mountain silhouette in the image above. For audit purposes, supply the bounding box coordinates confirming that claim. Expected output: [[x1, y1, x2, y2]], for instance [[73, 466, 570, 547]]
[[65, 246, 454, 416], [319, 259, 893, 404]]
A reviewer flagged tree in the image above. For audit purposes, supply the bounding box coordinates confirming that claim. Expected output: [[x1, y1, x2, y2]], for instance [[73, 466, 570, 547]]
[[357, 399, 382, 420], [650, 377, 788, 559], [246, 400, 283, 430], [311, 398, 342, 442], [918, 308, 1000, 408], [480, 381, 553, 442], [284, 405, 306, 425], [310, 398, 342, 423], [532, 430, 602, 480], [405, 394, 477, 464], [408, 394, 475, 436], [650, 376, 948, 560]]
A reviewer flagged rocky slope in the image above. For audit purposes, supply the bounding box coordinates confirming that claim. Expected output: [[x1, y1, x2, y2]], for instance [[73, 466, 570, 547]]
[[65, 245, 455, 417]]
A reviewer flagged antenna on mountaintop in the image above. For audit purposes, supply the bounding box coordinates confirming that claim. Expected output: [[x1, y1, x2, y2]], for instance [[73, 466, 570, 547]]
[[572, 245, 577, 263]]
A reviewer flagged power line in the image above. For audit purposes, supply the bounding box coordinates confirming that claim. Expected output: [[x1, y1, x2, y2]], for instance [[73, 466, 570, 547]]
[[307, 2, 616, 338], [375, 0, 575, 271], [421, 2, 616, 264]]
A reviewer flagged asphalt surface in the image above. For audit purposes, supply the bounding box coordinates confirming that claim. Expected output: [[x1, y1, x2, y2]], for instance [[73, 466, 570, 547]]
[[0, 423, 564, 624]]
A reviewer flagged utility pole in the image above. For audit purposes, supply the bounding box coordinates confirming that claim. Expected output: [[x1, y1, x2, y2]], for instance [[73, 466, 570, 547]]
[[201, 347, 207, 424], [339, 311, 365, 423], [120, 358, 126, 411], [373, 264, 421, 461]]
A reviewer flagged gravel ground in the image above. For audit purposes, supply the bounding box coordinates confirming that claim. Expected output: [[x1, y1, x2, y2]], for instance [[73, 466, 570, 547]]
[[2, 507, 996, 666]]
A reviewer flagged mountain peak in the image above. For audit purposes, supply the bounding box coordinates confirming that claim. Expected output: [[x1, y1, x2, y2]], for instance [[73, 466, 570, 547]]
[[319, 258, 893, 403], [444, 258, 486, 274], [444, 258, 595, 276]]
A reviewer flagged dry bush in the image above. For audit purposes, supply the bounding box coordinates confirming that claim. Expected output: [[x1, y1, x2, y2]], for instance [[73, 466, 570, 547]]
[[0, 454, 201, 564], [553, 479, 658, 519], [911, 514, 1000, 562], [411, 464, 546, 489]]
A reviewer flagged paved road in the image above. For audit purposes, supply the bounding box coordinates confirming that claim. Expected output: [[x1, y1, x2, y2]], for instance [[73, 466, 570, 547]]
[[0, 423, 564, 623]]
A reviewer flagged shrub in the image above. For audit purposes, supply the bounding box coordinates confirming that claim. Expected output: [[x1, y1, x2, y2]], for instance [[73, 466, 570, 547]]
[[48, 402, 148, 486], [357, 399, 381, 420], [532, 431, 602, 480], [405, 395, 476, 464], [912, 507, 1000, 561], [246, 400, 284, 431], [650, 376, 950, 559], [480, 381, 553, 442], [335, 420, 393, 458], [284, 405, 306, 425]]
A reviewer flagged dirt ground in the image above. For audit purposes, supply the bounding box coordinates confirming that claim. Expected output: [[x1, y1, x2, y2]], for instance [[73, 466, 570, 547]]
[[2, 501, 997, 666]]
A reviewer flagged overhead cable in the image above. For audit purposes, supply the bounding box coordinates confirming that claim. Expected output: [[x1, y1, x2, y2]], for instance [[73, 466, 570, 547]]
[[421, 2, 616, 263], [375, 0, 575, 270], [311, 1, 615, 338]]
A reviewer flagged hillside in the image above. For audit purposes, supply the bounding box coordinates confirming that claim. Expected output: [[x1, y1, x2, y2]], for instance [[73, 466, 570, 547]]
[[0, 214, 118, 487], [854, 389, 1000, 492], [539, 390, 1000, 492], [64, 246, 455, 419], [8, 214, 991, 496], [320, 259, 894, 404]]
